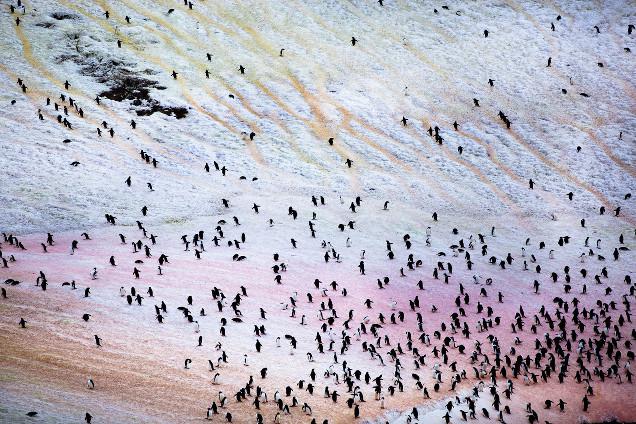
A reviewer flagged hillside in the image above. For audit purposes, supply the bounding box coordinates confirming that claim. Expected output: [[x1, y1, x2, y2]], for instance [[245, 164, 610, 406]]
[[0, 0, 635, 423]]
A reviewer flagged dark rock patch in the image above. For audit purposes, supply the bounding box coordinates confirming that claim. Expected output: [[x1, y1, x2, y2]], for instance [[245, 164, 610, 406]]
[[51, 12, 78, 20], [55, 47, 187, 119]]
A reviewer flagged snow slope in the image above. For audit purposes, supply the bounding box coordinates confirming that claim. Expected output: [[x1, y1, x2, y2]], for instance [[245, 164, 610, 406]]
[[0, 0, 634, 232], [0, 0, 635, 423]]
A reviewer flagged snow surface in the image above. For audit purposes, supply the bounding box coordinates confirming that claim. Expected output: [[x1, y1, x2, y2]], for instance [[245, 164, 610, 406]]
[[0, 0, 635, 423]]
